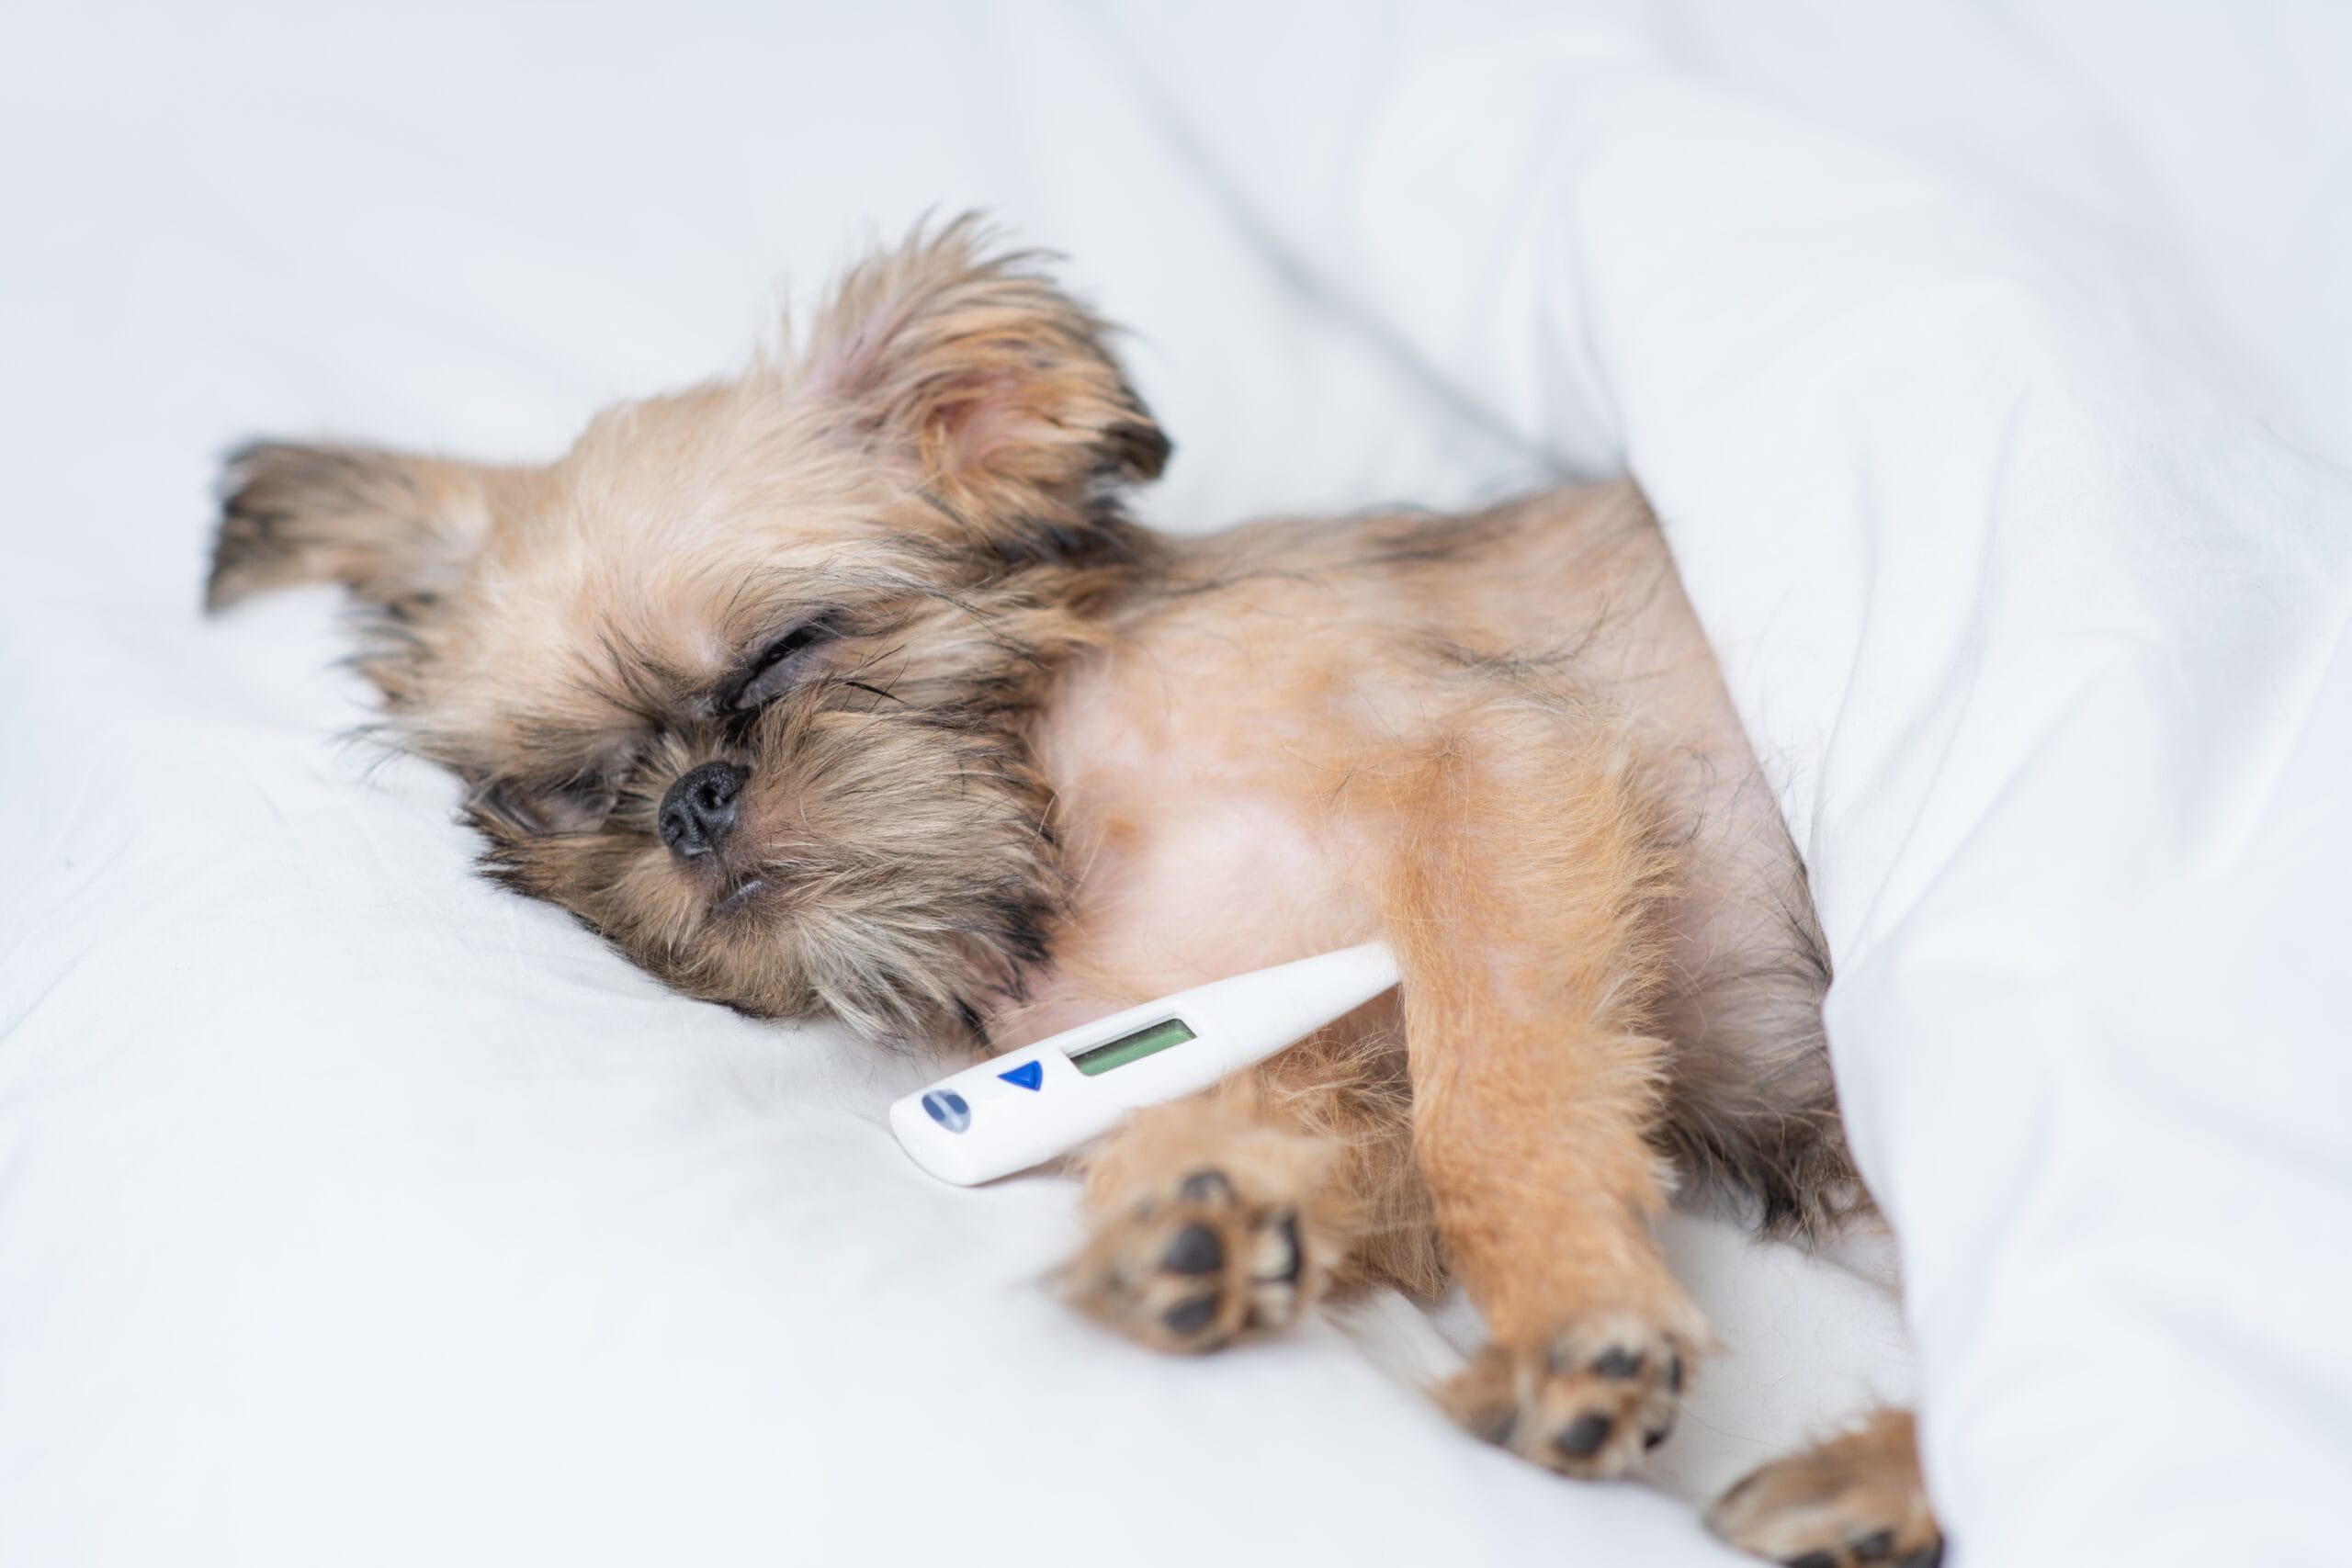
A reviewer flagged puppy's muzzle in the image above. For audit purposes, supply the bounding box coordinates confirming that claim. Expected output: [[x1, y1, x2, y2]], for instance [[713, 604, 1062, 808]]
[[658, 761, 746, 862]]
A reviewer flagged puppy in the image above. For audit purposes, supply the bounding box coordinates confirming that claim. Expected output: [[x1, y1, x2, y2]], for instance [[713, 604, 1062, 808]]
[[207, 219, 1938, 1566]]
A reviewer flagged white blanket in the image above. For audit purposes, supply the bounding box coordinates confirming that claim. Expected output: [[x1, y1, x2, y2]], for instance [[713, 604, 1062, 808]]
[[3, 5, 2344, 1564]]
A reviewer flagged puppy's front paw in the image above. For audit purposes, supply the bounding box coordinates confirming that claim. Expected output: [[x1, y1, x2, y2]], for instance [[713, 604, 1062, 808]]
[[1065, 1166, 1330, 1353], [1707, 1410, 1940, 1567], [1441, 1311, 1693, 1480]]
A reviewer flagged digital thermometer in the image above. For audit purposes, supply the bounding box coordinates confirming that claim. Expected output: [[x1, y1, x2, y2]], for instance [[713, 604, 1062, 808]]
[[889, 942, 1400, 1186]]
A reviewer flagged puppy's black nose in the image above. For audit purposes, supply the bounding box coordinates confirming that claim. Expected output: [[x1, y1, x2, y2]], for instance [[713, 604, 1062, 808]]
[[658, 761, 747, 861]]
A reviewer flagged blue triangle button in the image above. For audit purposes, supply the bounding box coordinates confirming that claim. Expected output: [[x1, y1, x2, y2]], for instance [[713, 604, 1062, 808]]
[[997, 1059, 1045, 1091]]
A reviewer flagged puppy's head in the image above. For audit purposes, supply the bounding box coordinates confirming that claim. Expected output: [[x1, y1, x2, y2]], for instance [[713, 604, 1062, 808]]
[[208, 220, 1168, 1035]]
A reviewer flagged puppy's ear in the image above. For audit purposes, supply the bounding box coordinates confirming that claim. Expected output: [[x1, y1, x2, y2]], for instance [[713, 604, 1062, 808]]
[[207, 442, 507, 616], [801, 217, 1170, 564]]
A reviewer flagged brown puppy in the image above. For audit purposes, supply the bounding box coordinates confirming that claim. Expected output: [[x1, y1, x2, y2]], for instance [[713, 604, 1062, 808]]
[[207, 219, 1936, 1566]]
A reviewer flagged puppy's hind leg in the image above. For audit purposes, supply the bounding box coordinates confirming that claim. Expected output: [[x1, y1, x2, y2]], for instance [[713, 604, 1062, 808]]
[[1063, 1074, 1366, 1354]]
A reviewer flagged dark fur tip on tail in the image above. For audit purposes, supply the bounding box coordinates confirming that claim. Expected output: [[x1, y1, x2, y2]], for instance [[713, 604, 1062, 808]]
[[206, 440, 290, 612]]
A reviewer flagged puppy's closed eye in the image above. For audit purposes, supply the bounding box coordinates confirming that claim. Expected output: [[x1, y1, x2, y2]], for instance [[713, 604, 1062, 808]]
[[728, 621, 835, 711], [476, 776, 621, 838]]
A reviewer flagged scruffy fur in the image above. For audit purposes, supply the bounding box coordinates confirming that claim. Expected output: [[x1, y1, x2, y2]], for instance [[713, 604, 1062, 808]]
[[207, 219, 1938, 1562]]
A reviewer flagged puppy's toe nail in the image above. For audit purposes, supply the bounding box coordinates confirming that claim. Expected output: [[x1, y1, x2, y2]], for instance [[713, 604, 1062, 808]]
[[1851, 1529, 1895, 1562], [1162, 1224, 1224, 1276], [1178, 1168, 1235, 1205], [1252, 1209, 1302, 1284], [1895, 1545, 1944, 1568], [1161, 1293, 1219, 1337], [1554, 1412, 1612, 1461], [1781, 1554, 1838, 1568], [1667, 1352, 1686, 1393]]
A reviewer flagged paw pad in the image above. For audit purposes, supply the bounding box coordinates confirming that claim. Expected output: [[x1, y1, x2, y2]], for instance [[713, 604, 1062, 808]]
[[1589, 1346, 1644, 1380], [1162, 1224, 1223, 1275], [1442, 1313, 1691, 1480], [1068, 1166, 1323, 1353], [1179, 1168, 1236, 1204], [1554, 1412, 1612, 1460], [1159, 1294, 1218, 1337], [1774, 1538, 1940, 1568]]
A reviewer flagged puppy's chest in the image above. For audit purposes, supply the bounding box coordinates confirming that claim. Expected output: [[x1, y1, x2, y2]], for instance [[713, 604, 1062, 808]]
[[1001, 658, 1377, 1048]]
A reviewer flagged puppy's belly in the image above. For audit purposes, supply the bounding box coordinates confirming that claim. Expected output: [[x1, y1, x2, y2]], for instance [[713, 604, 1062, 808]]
[[997, 787, 1376, 1049]]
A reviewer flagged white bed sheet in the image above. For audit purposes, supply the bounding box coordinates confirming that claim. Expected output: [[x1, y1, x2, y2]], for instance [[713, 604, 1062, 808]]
[[2, 4, 2343, 1565]]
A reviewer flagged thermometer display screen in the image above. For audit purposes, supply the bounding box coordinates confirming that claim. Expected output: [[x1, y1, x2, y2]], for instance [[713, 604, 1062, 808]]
[[1068, 1017, 1197, 1077]]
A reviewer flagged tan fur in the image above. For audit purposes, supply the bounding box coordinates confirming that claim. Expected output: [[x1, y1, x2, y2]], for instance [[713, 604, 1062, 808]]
[[1709, 1409, 1942, 1566], [207, 218, 1926, 1558]]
